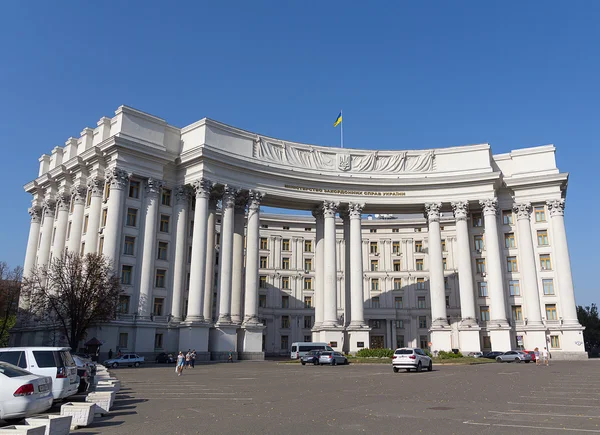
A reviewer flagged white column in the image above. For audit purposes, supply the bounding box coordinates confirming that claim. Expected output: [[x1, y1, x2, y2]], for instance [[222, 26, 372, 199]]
[[23, 206, 42, 279], [67, 185, 86, 254], [203, 199, 217, 322], [103, 168, 129, 268], [451, 201, 477, 323], [312, 207, 325, 330], [171, 186, 190, 321], [513, 203, 543, 325], [480, 198, 509, 325], [51, 193, 70, 260], [37, 199, 56, 269], [216, 185, 238, 325], [322, 201, 339, 327], [547, 199, 579, 324], [349, 203, 366, 327], [187, 179, 212, 322], [84, 177, 104, 254], [425, 203, 448, 326], [231, 195, 246, 325], [243, 191, 264, 325], [341, 209, 351, 326]]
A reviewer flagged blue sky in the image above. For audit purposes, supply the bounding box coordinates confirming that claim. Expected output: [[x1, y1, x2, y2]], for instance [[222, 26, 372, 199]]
[[0, 1, 598, 305]]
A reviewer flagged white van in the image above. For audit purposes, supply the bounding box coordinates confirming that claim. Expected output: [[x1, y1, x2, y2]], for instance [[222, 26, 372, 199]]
[[291, 342, 333, 359], [0, 347, 79, 400]]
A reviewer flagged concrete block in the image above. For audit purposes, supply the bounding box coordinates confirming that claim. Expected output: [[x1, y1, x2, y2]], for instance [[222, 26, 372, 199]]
[[0, 426, 46, 435], [60, 402, 95, 428], [24, 415, 72, 435], [86, 391, 115, 415], [97, 379, 120, 392]]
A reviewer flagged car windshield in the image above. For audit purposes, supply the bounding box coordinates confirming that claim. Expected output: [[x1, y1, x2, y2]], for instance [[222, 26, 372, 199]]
[[0, 362, 31, 377], [395, 349, 413, 355]]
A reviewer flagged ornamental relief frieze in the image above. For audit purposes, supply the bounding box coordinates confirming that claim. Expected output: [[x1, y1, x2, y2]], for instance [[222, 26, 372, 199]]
[[255, 138, 435, 173]]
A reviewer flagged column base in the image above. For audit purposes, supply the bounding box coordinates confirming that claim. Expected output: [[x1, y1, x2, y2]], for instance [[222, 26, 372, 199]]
[[457, 326, 482, 354], [488, 325, 512, 352], [347, 326, 371, 354], [178, 321, 210, 355], [429, 328, 452, 352], [239, 324, 265, 360], [209, 325, 239, 359], [319, 328, 345, 352]]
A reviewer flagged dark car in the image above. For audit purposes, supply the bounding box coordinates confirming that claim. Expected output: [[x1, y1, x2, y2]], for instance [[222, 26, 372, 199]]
[[483, 351, 504, 359], [155, 352, 175, 363], [301, 350, 322, 365]]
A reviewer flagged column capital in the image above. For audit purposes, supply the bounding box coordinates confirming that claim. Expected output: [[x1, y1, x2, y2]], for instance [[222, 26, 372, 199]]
[[222, 185, 240, 209], [322, 200, 339, 218], [311, 205, 324, 219], [248, 190, 264, 211], [28, 206, 42, 223], [71, 184, 87, 205], [546, 198, 565, 217], [105, 168, 130, 191], [235, 191, 249, 212], [56, 192, 71, 212], [42, 199, 57, 217], [512, 202, 532, 220], [174, 185, 191, 205], [479, 198, 498, 216], [145, 178, 164, 197], [425, 202, 442, 223], [451, 201, 469, 221], [87, 177, 105, 197], [348, 202, 365, 218], [192, 178, 213, 199]]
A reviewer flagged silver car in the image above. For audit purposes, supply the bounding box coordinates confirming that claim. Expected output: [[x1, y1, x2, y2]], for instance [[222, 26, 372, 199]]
[[318, 351, 348, 366], [495, 351, 532, 363]]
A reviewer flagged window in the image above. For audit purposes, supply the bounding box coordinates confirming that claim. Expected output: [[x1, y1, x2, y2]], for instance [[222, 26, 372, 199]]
[[119, 333, 128, 349], [482, 336, 491, 349], [419, 336, 428, 349], [414, 241, 423, 252], [121, 265, 132, 285], [304, 258, 313, 271], [371, 278, 380, 291], [280, 336, 289, 350], [283, 226, 290, 230], [101, 209, 108, 227], [392, 228, 400, 233], [534, 206, 546, 222], [550, 335, 560, 348], [370, 229, 377, 233], [442, 258, 447, 270], [126, 208, 138, 226], [417, 278, 425, 289], [372, 297, 380, 308], [507, 256, 518, 272], [474, 235, 484, 251], [124, 236, 135, 255], [418, 316, 427, 328], [153, 298, 164, 316], [259, 294, 267, 308], [66, 222, 72, 240], [504, 233, 516, 248], [281, 316, 290, 329], [189, 222, 194, 237], [304, 277, 313, 290], [261, 224, 268, 229], [537, 230, 549, 246], [157, 241, 168, 260], [129, 181, 140, 198], [154, 333, 163, 349], [397, 335, 405, 348], [478, 282, 488, 297], [187, 245, 192, 263], [260, 256, 268, 268], [370, 260, 379, 271], [371, 320, 381, 329], [393, 278, 402, 290], [472, 213, 483, 227], [80, 242, 85, 255], [393, 260, 401, 272], [282, 239, 290, 251], [546, 304, 558, 320], [446, 295, 450, 308], [160, 215, 170, 233], [512, 305, 523, 321], [260, 238, 268, 250], [161, 189, 171, 206], [304, 296, 312, 308], [480, 306, 490, 322], [441, 240, 446, 252], [503, 210, 514, 225], [416, 259, 424, 271], [396, 320, 404, 329], [417, 296, 426, 309], [415, 228, 422, 232], [86, 190, 92, 207], [304, 240, 313, 252], [370, 242, 378, 254], [304, 335, 311, 342], [509, 280, 520, 296], [281, 257, 290, 270], [476, 259, 486, 274], [392, 241, 400, 253], [259, 276, 267, 288], [117, 295, 130, 314], [394, 297, 403, 308], [281, 296, 289, 309], [281, 276, 290, 289], [543, 279, 555, 295], [155, 269, 166, 288], [304, 316, 312, 328], [83, 215, 89, 234], [304, 228, 311, 232], [540, 254, 552, 270], [215, 233, 221, 245]]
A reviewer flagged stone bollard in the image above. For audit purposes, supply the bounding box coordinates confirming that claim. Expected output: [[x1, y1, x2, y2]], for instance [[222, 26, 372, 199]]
[[60, 402, 95, 429], [24, 415, 72, 435], [86, 391, 115, 416], [98, 379, 121, 392], [0, 426, 46, 435]]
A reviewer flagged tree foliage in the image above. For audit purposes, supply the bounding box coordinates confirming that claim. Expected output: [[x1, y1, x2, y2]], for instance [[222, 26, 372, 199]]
[[0, 263, 22, 346], [577, 304, 600, 355], [22, 252, 122, 350]]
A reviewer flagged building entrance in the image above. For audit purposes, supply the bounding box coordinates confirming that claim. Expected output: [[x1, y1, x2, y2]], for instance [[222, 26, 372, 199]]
[[370, 336, 385, 349]]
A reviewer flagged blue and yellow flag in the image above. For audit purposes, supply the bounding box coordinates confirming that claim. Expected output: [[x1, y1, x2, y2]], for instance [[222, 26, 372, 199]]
[[333, 112, 342, 127]]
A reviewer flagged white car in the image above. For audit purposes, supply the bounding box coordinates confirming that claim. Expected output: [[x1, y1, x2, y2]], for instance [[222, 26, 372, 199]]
[[392, 348, 433, 373], [0, 362, 53, 423], [103, 353, 144, 368], [0, 347, 79, 401]]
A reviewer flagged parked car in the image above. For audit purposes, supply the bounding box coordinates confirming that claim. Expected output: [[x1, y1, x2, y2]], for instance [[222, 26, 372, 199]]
[[0, 347, 78, 401], [467, 352, 484, 358], [482, 351, 504, 359], [392, 348, 432, 373], [300, 350, 322, 365], [318, 351, 348, 366], [523, 350, 537, 362], [0, 362, 53, 423], [103, 353, 145, 368], [495, 351, 532, 363], [155, 353, 175, 364], [72, 355, 92, 393]]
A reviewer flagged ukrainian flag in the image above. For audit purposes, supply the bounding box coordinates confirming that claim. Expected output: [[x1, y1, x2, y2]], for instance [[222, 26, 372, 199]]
[[333, 112, 342, 127]]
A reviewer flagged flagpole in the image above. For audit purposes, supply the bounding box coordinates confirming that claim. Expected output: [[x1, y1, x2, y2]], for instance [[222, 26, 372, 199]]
[[340, 109, 344, 148]]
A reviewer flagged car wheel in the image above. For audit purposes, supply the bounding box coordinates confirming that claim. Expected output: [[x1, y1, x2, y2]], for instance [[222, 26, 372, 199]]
[[393, 367, 399, 373], [332, 359, 337, 366], [416, 361, 422, 372], [112, 362, 118, 368], [301, 361, 306, 365], [515, 358, 521, 363], [134, 362, 140, 367], [428, 361, 433, 371], [525, 360, 530, 363], [496, 357, 502, 363]]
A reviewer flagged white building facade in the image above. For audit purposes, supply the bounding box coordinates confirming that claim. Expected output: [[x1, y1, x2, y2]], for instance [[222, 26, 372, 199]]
[[12, 106, 587, 360]]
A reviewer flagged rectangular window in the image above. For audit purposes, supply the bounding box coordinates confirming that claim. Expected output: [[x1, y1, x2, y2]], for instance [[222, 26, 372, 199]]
[[396, 320, 404, 329], [124, 236, 135, 255], [189, 222, 194, 237], [281, 316, 290, 329], [304, 240, 313, 252], [397, 335, 405, 348], [543, 279, 555, 295], [418, 316, 427, 329], [126, 208, 138, 227], [417, 278, 425, 290], [472, 213, 483, 227], [283, 226, 290, 230], [419, 335, 429, 349], [282, 239, 290, 251], [476, 258, 486, 274], [304, 258, 312, 271], [371, 278, 380, 291], [502, 210, 513, 225], [417, 296, 426, 309], [281, 276, 290, 289], [98, 237, 104, 254], [154, 333, 163, 349], [392, 228, 400, 233], [546, 304, 558, 320], [509, 280, 520, 296], [259, 276, 267, 288], [370, 260, 379, 271], [260, 237, 268, 250], [482, 336, 492, 349], [304, 335, 311, 342], [280, 335, 289, 350], [80, 242, 85, 255], [259, 294, 267, 308], [304, 296, 312, 308], [512, 305, 523, 321], [155, 269, 166, 288], [86, 190, 92, 207], [446, 295, 450, 308], [372, 297, 380, 308], [550, 335, 560, 348], [480, 306, 490, 322], [153, 298, 164, 316], [393, 278, 402, 290], [442, 258, 447, 270], [215, 233, 221, 245], [416, 259, 424, 271], [66, 221, 72, 240], [117, 295, 130, 314], [282, 258, 290, 270], [537, 230, 549, 246], [161, 189, 171, 206], [477, 282, 488, 297], [119, 333, 128, 349], [534, 206, 546, 222], [101, 209, 108, 227], [393, 260, 401, 272], [304, 316, 312, 328], [414, 241, 423, 252], [441, 240, 446, 252], [474, 235, 484, 251], [160, 215, 170, 233], [304, 277, 313, 290], [504, 233, 516, 248], [281, 295, 289, 309], [83, 215, 89, 234], [507, 256, 518, 272], [392, 241, 401, 253], [540, 254, 552, 270], [260, 256, 268, 268], [121, 265, 132, 285], [371, 320, 381, 329], [129, 180, 140, 198], [394, 297, 403, 309], [370, 242, 378, 254], [157, 241, 168, 260], [370, 229, 377, 233]]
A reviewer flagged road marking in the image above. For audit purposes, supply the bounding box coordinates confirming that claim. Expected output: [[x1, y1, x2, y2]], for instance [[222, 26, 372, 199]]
[[508, 402, 600, 409], [464, 421, 600, 432], [490, 410, 600, 419], [142, 397, 253, 400], [519, 395, 599, 401], [131, 392, 237, 395]]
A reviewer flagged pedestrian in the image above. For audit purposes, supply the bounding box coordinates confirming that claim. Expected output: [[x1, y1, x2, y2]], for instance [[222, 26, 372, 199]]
[[191, 349, 196, 368], [176, 351, 185, 376], [185, 351, 192, 368], [542, 347, 550, 366], [534, 347, 540, 366], [227, 350, 233, 363], [108, 349, 113, 360]]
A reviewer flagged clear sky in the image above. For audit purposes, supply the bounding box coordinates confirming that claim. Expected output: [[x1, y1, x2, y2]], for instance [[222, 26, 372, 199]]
[[0, 1, 598, 306]]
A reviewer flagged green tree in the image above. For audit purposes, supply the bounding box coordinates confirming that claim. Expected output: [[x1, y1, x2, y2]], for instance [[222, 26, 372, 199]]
[[0, 263, 21, 346], [577, 303, 600, 355]]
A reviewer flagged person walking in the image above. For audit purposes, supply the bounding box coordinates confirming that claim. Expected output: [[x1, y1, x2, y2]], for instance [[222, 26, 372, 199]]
[[227, 350, 233, 363], [108, 349, 113, 360], [185, 350, 192, 369], [534, 347, 540, 366], [191, 350, 196, 368], [542, 347, 550, 366], [176, 351, 185, 376]]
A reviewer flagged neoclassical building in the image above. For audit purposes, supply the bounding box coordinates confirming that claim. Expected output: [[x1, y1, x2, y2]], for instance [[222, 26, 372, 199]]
[[12, 106, 586, 360]]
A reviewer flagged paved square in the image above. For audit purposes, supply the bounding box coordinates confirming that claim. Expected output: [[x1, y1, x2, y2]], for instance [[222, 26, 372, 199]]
[[76, 360, 600, 435]]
